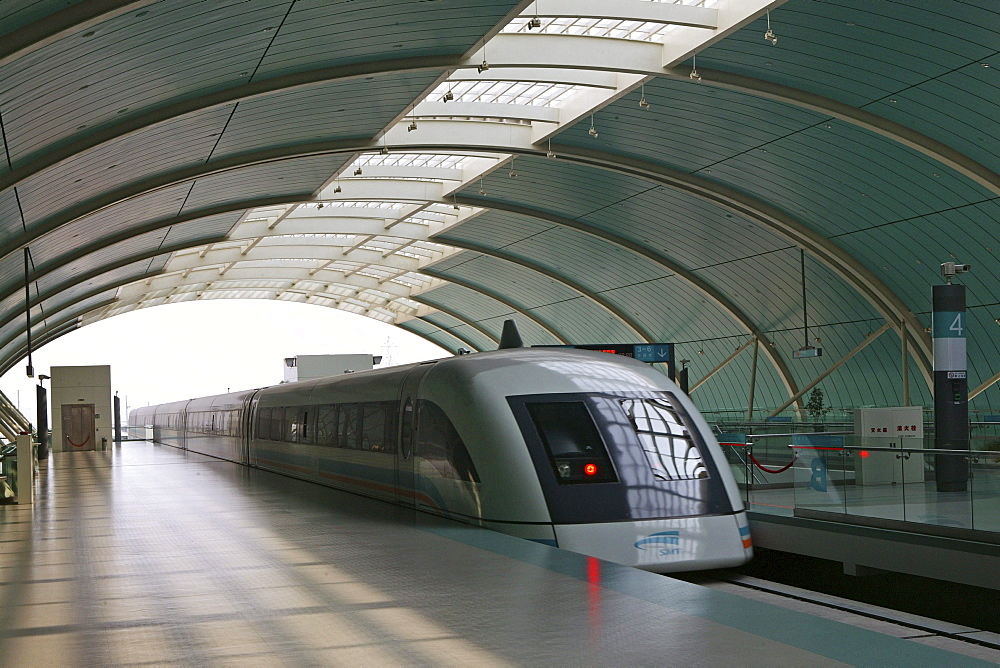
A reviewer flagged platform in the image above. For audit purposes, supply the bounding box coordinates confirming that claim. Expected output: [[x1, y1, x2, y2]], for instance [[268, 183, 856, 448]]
[[0, 442, 994, 666]]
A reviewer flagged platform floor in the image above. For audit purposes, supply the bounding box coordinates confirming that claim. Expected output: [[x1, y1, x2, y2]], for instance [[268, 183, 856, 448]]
[[0, 442, 994, 666]]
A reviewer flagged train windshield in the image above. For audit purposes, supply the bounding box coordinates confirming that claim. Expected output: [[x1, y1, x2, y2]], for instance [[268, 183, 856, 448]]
[[526, 402, 617, 484], [620, 397, 708, 481]]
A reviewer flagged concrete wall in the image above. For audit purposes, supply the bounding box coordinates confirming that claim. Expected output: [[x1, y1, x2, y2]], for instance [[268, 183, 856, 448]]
[[50, 365, 112, 452], [283, 355, 376, 382]]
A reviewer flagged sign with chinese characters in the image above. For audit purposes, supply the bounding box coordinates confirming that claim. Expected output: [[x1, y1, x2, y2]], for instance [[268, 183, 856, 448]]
[[853, 407, 924, 439]]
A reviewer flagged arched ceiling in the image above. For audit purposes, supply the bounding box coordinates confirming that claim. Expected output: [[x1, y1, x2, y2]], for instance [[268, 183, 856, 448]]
[[1, 0, 997, 413]]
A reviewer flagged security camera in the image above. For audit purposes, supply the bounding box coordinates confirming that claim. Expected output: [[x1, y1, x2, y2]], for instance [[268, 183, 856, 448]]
[[941, 262, 971, 276]]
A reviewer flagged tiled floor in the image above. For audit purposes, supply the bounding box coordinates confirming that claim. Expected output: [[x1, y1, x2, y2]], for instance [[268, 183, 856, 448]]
[[0, 442, 991, 666]]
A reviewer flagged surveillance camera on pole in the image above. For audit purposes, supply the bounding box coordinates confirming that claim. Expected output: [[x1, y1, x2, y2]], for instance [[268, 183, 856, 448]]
[[940, 262, 971, 284]]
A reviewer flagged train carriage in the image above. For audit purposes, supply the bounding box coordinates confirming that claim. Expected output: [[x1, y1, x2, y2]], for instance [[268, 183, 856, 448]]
[[130, 348, 752, 572]]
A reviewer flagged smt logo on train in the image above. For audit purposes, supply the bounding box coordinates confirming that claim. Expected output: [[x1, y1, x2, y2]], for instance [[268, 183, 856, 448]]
[[634, 531, 681, 556]]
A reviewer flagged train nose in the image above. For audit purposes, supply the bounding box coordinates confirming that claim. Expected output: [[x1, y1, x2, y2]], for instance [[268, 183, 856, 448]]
[[553, 513, 752, 573]]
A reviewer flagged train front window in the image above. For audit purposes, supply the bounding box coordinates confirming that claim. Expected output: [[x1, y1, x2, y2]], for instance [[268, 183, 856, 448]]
[[620, 397, 708, 481], [526, 402, 617, 484]]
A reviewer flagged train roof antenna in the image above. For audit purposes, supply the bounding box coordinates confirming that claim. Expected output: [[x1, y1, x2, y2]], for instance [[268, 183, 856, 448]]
[[498, 319, 524, 349]]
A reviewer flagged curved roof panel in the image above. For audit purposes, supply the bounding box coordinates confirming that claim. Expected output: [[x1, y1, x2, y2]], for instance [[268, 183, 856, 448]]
[[0, 0, 997, 413]]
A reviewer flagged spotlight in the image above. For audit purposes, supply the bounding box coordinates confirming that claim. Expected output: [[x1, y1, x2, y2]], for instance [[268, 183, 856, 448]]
[[407, 120, 417, 132], [546, 141, 556, 159], [690, 56, 702, 82], [588, 125, 598, 138], [477, 59, 490, 73], [442, 90, 454, 102], [639, 96, 650, 110], [764, 10, 778, 45], [334, 185, 342, 193], [380, 145, 389, 154], [354, 167, 363, 176], [528, 16, 541, 29], [317, 202, 324, 209], [508, 168, 516, 178]]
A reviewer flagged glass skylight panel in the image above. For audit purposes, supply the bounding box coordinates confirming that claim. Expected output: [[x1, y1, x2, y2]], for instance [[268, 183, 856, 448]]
[[270, 233, 355, 240], [504, 0, 719, 43], [430, 80, 581, 107], [355, 153, 470, 169], [322, 201, 408, 210]]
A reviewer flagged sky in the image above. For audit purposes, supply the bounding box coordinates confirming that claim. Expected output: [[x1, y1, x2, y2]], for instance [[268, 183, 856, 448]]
[[0, 300, 448, 425]]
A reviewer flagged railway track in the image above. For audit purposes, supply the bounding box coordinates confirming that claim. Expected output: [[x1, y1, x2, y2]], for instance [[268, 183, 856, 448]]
[[676, 572, 1000, 663]]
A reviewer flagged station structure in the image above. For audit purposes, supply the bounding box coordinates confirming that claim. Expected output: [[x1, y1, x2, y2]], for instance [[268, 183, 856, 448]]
[[0, 0, 998, 662]]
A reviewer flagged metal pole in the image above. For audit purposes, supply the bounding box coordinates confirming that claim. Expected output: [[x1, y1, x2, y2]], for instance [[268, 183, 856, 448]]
[[901, 326, 910, 407], [746, 338, 759, 422], [23, 247, 33, 378]]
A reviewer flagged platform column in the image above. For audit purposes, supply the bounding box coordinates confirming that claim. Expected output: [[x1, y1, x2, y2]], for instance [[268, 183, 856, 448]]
[[15, 432, 33, 504], [932, 283, 969, 492]]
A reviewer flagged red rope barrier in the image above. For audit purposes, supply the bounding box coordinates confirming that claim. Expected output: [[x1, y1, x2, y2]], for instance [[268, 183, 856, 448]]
[[749, 452, 795, 474], [67, 434, 90, 448]]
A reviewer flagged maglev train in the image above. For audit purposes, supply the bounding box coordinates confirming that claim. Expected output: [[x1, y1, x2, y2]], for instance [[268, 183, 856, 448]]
[[129, 345, 752, 572]]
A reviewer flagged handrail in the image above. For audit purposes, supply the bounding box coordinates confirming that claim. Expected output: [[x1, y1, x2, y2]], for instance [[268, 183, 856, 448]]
[[788, 444, 999, 457], [745, 430, 852, 440]]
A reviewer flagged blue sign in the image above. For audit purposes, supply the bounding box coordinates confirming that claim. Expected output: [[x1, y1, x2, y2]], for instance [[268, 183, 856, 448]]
[[633, 344, 672, 363]]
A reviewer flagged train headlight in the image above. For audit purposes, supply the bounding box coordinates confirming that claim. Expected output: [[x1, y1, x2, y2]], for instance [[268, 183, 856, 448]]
[[557, 462, 571, 478]]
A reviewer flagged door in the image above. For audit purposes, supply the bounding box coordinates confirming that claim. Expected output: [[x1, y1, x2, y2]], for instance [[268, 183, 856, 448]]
[[62, 404, 96, 451], [395, 364, 433, 505]]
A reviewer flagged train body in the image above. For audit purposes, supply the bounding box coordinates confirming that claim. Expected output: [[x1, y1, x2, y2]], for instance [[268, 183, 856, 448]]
[[130, 348, 752, 572]]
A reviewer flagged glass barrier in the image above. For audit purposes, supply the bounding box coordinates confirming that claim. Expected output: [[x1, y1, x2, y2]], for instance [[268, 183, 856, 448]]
[[969, 447, 1000, 533]]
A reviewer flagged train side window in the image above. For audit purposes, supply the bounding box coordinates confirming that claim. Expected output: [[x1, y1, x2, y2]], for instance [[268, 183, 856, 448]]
[[338, 404, 361, 449], [315, 404, 338, 447], [416, 400, 480, 482], [285, 406, 300, 443], [620, 397, 708, 481], [400, 398, 413, 459], [271, 407, 285, 442], [257, 408, 272, 439], [527, 402, 617, 484], [301, 409, 309, 443], [362, 403, 388, 452]]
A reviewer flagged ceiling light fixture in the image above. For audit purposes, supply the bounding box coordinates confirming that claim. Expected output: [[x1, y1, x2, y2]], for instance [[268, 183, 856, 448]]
[[407, 119, 417, 132], [528, 16, 541, 29], [588, 115, 598, 138], [479, 177, 485, 195], [508, 157, 517, 178], [334, 183, 342, 193], [453, 195, 460, 210], [442, 89, 454, 102], [354, 167, 363, 176], [764, 10, 778, 45], [639, 83, 650, 109], [690, 56, 702, 82], [546, 139, 556, 159], [317, 202, 324, 209], [477, 40, 490, 73]]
